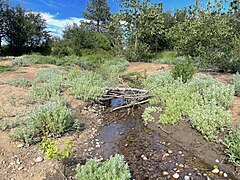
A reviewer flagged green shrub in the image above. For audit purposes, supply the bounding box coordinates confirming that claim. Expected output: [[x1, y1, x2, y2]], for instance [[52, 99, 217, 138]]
[[125, 42, 150, 62], [142, 107, 161, 125], [10, 99, 76, 144], [171, 58, 197, 83], [35, 68, 65, 83], [75, 154, 131, 180], [189, 103, 231, 141], [0, 65, 15, 73], [12, 57, 30, 67], [144, 71, 234, 141], [39, 135, 73, 160], [67, 71, 106, 101], [189, 75, 234, 109], [150, 51, 177, 64], [6, 77, 33, 88], [230, 72, 240, 96], [225, 130, 240, 166]]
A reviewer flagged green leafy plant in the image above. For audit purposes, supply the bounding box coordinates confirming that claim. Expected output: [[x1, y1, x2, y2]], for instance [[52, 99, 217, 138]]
[[75, 154, 131, 180], [10, 99, 76, 144], [0, 65, 14, 73], [189, 103, 231, 141], [142, 107, 161, 125], [39, 135, 73, 160], [6, 76, 33, 88], [35, 68, 65, 83], [12, 57, 30, 67], [171, 58, 197, 83], [225, 130, 240, 166], [67, 70, 106, 100], [230, 72, 240, 97]]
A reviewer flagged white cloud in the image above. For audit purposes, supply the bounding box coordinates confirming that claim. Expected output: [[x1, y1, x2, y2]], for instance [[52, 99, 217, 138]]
[[39, 12, 89, 36]]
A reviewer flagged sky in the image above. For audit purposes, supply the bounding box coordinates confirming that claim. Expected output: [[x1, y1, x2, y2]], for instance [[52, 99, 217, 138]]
[[11, 0, 208, 36]]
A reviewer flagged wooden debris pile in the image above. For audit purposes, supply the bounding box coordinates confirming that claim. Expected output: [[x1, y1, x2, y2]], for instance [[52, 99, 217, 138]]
[[99, 87, 150, 111]]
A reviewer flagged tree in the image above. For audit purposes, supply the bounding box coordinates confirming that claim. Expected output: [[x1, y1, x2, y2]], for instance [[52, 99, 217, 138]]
[[82, 0, 110, 32], [0, 0, 9, 50], [3, 5, 50, 55]]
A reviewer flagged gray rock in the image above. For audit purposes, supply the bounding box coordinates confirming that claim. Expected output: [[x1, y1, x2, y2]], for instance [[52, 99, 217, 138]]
[[34, 157, 43, 163]]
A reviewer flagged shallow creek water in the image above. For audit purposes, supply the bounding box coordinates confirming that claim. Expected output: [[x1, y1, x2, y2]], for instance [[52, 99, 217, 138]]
[[93, 109, 232, 180]]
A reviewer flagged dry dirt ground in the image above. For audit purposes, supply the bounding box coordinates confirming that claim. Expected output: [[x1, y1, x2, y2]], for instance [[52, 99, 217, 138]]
[[0, 61, 239, 179]]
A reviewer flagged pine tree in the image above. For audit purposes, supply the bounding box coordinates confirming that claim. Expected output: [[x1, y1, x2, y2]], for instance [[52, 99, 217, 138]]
[[82, 0, 110, 32]]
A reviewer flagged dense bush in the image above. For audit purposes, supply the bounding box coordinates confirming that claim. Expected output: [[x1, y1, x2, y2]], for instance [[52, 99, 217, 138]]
[[230, 72, 240, 96], [67, 70, 106, 100], [144, 71, 234, 141], [0, 65, 14, 73], [225, 130, 240, 166], [150, 51, 177, 64], [171, 58, 197, 83], [10, 99, 76, 144], [75, 154, 131, 180], [189, 103, 231, 141]]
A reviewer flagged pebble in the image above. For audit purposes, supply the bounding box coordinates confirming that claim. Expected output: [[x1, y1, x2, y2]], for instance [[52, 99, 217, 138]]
[[168, 150, 173, 154], [17, 143, 24, 148], [141, 155, 148, 160], [215, 159, 220, 163], [212, 168, 220, 174], [179, 164, 184, 168], [173, 173, 180, 179], [34, 157, 43, 163], [163, 153, 170, 157], [178, 151, 183, 155], [184, 175, 190, 180], [162, 171, 169, 176], [223, 173, 228, 178]]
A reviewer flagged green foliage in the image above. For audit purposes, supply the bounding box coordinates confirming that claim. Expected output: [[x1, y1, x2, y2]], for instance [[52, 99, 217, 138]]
[[10, 99, 76, 144], [150, 51, 177, 64], [82, 0, 110, 32], [75, 154, 131, 180], [230, 72, 240, 96], [167, 1, 239, 72], [67, 70, 106, 100], [142, 107, 161, 125], [225, 130, 240, 166], [0, 65, 14, 73], [35, 68, 65, 83], [189, 103, 231, 141], [188, 76, 234, 109], [144, 71, 233, 141], [6, 76, 33, 88], [12, 57, 30, 67], [39, 135, 73, 160], [171, 58, 197, 83]]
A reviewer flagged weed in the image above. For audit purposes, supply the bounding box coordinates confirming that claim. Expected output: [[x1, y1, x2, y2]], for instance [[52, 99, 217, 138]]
[[230, 72, 240, 97], [12, 57, 30, 67], [225, 130, 240, 166], [39, 135, 73, 160], [67, 70, 106, 100], [0, 65, 14, 73], [35, 68, 65, 83], [6, 77, 33, 88], [10, 99, 76, 144], [75, 154, 131, 180], [150, 51, 177, 64]]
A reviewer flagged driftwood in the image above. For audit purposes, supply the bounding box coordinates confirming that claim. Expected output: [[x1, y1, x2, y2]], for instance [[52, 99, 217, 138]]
[[99, 87, 150, 111]]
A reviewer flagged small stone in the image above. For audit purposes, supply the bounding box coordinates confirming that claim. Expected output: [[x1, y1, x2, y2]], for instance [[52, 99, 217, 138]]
[[162, 171, 169, 176], [168, 150, 173, 154], [179, 164, 184, 168], [17, 143, 24, 148], [178, 151, 183, 155], [188, 173, 192, 176], [34, 157, 43, 163], [184, 175, 190, 180], [212, 168, 220, 174], [223, 173, 228, 178], [173, 173, 180, 179], [219, 171, 223, 175], [163, 153, 170, 157], [203, 173, 208, 176], [141, 155, 147, 160], [215, 159, 220, 163]]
